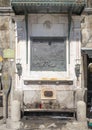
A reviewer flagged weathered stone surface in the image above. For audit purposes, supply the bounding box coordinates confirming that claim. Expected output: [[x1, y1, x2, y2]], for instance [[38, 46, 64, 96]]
[[13, 90, 23, 103], [75, 89, 85, 102], [77, 101, 86, 122], [81, 15, 92, 48], [0, 16, 15, 48], [11, 100, 21, 122], [87, 0, 92, 7], [0, 0, 10, 7], [0, 16, 10, 48], [6, 118, 22, 130], [0, 13, 15, 122]]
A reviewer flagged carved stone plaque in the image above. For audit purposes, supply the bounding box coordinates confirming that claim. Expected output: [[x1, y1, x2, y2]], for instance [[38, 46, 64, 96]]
[[31, 39, 66, 71]]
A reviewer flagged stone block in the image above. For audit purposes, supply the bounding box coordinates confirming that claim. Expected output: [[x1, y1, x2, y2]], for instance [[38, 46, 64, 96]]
[[6, 118, 22, 130], [0, 0, 10, 7], [77, 101, 86, 122], [11, 100, 21, 122]]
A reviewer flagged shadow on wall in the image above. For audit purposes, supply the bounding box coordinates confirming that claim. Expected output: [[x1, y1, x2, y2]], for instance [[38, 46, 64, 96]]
[[0, 0, 10, 7]]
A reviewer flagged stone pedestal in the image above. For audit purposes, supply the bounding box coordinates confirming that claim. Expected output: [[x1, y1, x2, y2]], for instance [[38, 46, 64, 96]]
[[6, 118, 22, 129], [8, 100, 21, 129], [77, 101, 86, 121], [11, 100, 21, 122]]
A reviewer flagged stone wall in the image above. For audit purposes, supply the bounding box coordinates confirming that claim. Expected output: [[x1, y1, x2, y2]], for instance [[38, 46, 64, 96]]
[[0, 16, 10, 49], [81, 15, 92, 48], [0, 15, 15, 67], [0, 13, 15, 118], [81, 0, 92, 47], [0, 0, 10, 7], [81, 0, 92, 48], [87, 0, 92, 7]]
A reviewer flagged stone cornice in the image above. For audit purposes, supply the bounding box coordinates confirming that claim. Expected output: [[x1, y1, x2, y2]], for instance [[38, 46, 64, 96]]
[[0, 7, 13, 13]]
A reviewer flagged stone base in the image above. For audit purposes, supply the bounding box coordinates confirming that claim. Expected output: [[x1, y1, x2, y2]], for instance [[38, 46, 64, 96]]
[[6, 118, 22, 130], [77, 101, 86, 122]]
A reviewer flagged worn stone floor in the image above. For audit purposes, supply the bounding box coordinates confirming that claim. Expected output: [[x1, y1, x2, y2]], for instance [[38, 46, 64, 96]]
[[0, 107, 72, 130], [20, 116, 71, 130], [0, 107, 90, 130], [0, 117, 73, 130], [0, 117, 90, 130]]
